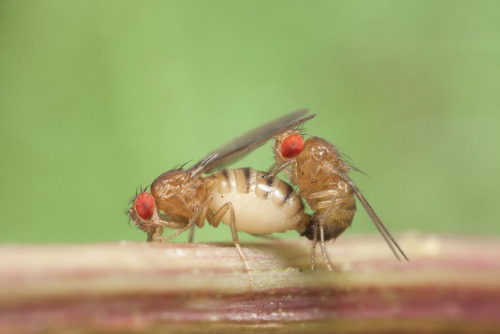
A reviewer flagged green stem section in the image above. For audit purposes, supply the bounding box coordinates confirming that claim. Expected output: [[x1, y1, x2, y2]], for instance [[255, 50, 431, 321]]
[[0, 234, 499, 333]]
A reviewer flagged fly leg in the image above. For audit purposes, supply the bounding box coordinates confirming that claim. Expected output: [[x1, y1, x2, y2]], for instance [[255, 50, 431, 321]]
[[264, 160, 299, 184], [319, 224, 335, 271], [209, 202, 252, 282], [147, 226, 166, 242], [188, 226, 196, 242], [308, 190, 349, 271], [318, 197, 348, 271], [310, 222, 318, 270], [266, 160, 292, 175], [308, 219, 335, 271], [163, 195, 213, 242], [309, 221, 337, 271]]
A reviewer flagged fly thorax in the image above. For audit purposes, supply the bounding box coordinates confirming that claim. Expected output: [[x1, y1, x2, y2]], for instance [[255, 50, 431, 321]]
[[151, 170, 207, 221]]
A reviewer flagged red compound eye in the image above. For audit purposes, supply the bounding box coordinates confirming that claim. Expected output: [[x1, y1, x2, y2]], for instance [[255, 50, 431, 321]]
[[134, 192, 155, 220], [281, 134, 304, 158]]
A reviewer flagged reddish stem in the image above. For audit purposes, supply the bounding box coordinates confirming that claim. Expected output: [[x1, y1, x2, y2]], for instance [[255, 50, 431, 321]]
[[0, 234, 499, 333]]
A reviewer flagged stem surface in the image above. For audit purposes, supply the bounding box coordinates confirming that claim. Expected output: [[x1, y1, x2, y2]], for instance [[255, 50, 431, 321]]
[[0, 233, 499, 333]]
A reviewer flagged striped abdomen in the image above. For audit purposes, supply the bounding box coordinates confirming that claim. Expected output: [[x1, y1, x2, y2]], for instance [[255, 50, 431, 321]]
[[207, 168, 310, 234]]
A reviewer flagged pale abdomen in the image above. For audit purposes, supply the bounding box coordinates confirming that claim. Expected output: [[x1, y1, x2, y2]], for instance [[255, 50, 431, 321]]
[[207, 168, 310, 234]]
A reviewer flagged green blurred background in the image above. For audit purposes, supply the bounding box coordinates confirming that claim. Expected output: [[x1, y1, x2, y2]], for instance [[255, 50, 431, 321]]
[[1, 1, 499, 243]]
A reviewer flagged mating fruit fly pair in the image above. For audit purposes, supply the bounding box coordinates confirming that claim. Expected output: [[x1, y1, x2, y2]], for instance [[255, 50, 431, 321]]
[[128, 109, 408, 274]]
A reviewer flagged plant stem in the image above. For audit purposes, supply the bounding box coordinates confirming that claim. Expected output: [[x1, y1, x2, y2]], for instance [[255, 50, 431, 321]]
[[0, 234, 499, 333]]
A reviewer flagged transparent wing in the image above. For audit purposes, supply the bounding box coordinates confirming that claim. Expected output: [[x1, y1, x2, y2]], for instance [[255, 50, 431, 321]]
[[190, 109, 316, 176], [345, 175, 409, 262]]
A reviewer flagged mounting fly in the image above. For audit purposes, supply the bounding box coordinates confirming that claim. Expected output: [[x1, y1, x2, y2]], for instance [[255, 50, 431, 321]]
[[268, 117, 409, 269]]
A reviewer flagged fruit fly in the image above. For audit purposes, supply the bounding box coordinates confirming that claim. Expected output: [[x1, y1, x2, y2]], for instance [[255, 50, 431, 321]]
[[128, 109, 316, 275], [268, 118, 409, 270]]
